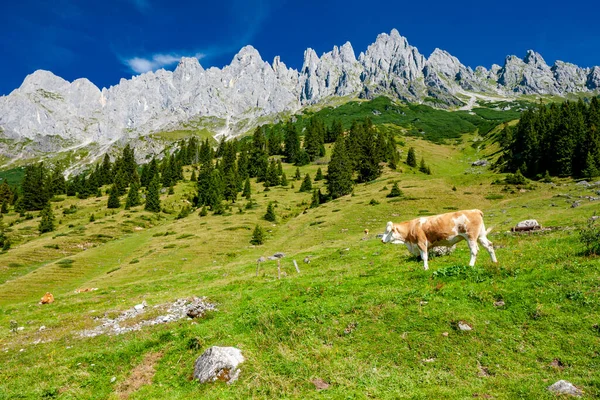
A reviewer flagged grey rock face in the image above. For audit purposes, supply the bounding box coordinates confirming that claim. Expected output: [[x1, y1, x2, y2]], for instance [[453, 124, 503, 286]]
[[515, 219, 541, 229], [1, 29, 600, 169], [193, 346, 244, 384], [547, 380, 583, 397]]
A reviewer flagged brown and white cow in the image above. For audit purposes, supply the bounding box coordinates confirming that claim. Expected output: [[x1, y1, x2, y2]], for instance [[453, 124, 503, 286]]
[[381, 209, 497, 270]]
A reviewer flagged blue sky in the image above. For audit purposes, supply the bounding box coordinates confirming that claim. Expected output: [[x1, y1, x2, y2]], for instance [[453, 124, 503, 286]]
[[1, 0, 599, 95]]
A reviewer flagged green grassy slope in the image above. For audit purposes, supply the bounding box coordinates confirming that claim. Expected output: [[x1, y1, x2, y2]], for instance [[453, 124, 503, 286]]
[[0, 135, 599, 399]]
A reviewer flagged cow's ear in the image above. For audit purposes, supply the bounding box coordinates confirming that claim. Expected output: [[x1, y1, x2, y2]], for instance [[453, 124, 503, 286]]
[[386, 221, 393, 231]]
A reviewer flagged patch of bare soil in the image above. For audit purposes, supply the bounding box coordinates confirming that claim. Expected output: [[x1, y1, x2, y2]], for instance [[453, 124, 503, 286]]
[[116, 351, 163, 399]]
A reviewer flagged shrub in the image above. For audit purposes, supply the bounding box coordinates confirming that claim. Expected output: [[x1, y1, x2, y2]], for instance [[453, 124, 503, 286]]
[[369, 198, 380, 206], [177, 206, 191, 219], [250, 224, 265, 245], [264, 202, 276, 222], [386, 182, 403, 198], [505, 169, 528, 185], [580, 220, 600, 255]]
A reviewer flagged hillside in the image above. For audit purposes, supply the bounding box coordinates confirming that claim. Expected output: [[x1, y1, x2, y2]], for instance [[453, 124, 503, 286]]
[[1, 132, 599, 398]]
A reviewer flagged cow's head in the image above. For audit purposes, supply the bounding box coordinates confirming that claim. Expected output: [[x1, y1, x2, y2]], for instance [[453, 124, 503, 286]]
[[381, 221, 405, 244]]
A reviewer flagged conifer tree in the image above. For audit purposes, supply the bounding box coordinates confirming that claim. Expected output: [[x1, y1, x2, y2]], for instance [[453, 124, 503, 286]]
[[310, 189, 321, 208], [190, 169, 197, 182], [280, 172, 288, 187], [89, 213, 96, 222], [242, 177, 252, 200], [326, 119, 344, 143], [327, 135, 353, 199], [21, 163, 50, 211], [249, 126, 269, 180], [314, 168, 324, 181], [264, 202, 276, 222], [199, 205, 208, 216], [294, 167, 301, 180], [237, 149, 249, 181], [386, 182, 403, 198], [265, 159, 280, 187], [277, 159, 283, 176], [107, 185, 121, 209], [145, 175, 161, 212], [406, 147, 417, 167], [125, 180, 141, 209], [284, 121, 300, 163], [299, 173, 313, 192], [250, 224, 265, 245], [1, 200, 7, 214], [419, 157, 428, 173], [100, 153, 112, 186], [38, 204, 55, 234]]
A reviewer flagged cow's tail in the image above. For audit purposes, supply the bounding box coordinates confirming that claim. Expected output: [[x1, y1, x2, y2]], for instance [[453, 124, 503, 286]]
[[485, 226, 493, 235]]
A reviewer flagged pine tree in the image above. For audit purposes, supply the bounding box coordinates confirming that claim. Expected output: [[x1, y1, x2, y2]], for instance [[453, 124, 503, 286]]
[[145, 175, 161, 212], [277, 159, 283, 176], [386, 182, 403, 198], [242, 177, 252, 199], [250, 224, 265, 245], [249, 126, 269, 180], [299, 174, 313, 192], [265, 159, 280, 188], [326, 119, 344, 143], [294, 167, 301, 180], [406, 147, 417, 167], [314, 168, 324, 181], [283, 121, 300, 164], [107, 185, 121, 209], [38, 204, 55, 234], [280, 172, 288, 187], [89, 213, 96, 222], [264, 202, 276, 222], [0, 200, 7, 214], [199, 205, 208, 216], [310, 189, 321, 208], [176, 206, 191, 219], [125, 180, 141, 209], [419, 157, 428, 173], [21, 163, 50, 211], [327, 135, 353, 199], [294, 150, 310, 166], [100, 153, 112, 186], [190, 169, 197, 182]]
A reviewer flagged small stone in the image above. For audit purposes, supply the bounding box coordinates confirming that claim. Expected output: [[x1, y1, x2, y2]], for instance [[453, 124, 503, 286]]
[[472, 160, 488, 167], [110, 376, 116, 383], [39, 326, 46, 331], [442, 332, 449, 337], [547, 380, 582, 397], [312, 378, 330, 390], [493, 300, 505, 307], [458, 321, 472, 331], [134, 301, 147, 311], [17, 327, 24, 331]]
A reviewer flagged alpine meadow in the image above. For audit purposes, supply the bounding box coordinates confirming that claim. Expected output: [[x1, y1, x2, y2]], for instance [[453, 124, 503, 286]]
[[0, 26, 600, 400]]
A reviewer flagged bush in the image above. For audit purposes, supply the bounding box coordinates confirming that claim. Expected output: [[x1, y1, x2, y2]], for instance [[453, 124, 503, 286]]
[[177, 206, 191, 219], [580, 220, 600, 255], [386, 182, 403, 198], [505, 169, 528, 185]]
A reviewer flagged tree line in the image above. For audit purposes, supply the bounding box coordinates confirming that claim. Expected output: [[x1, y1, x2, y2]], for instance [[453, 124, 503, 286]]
[[498, 97, 600, 178]]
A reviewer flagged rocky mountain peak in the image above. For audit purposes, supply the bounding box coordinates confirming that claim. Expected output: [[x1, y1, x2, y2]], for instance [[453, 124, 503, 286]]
[[19, 70, 70, 94], [524, 50, 549, 69], [173, 57, 204, 82]]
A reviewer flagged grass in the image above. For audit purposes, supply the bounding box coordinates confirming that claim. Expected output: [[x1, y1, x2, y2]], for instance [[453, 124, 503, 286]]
[[0, 133, 599, 398]]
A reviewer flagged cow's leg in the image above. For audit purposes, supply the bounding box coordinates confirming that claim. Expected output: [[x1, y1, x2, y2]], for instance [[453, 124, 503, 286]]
[[478, 235, 497, 263], [418, 243, 429, 270], [467, 239, 479, 266]]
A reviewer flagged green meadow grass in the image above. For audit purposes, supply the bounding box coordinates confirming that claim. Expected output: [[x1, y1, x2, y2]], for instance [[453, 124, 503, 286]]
[[0, 134, 599, 399]]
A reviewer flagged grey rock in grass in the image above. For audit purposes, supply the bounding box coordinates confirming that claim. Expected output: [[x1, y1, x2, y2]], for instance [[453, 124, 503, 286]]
[[457, 321, 472, 331], [571, 201, 581, 208], [547, 380, 583, 397], [193, 346, 244, 384], [515, 219, 540, 229], [576, 180, 590, 187], [430, 245, 456, 257], [186, 297, 216, 319], [471, 160, 488, 167]]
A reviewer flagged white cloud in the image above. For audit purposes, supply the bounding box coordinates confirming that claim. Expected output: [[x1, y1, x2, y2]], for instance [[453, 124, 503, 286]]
[[124, 53, 204, 74]]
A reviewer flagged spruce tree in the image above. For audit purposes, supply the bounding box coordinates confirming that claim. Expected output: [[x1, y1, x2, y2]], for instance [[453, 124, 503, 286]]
[[299, 174, 313, 192], [264, 202, 276, 222], [315, 168, 324, 181], [145, 175, 161, 212], [190, 169, 197, 182], [406, 147, 417, 167], [386, 182, 403, 198], [199, 205, 208, 216], [280, 172, 288, 187], [0, 200, 7, 214], [107, 185, 121, 209], [283, 121, 300, 164], [242, 177, 252, 200], [38, 204, 55, 234], [327, 135, 353, 199], [310, 189, 321, 208], [265, 159, 280, 187], [250, 224, 265, 245], [125, 181, 141, 209], [294, 167, 301, 180], [21, 163, 50, 211], [419, 157, 428, 173]]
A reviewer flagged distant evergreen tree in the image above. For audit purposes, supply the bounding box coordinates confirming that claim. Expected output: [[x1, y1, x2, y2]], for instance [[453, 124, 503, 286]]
[[89, 213, 96, 222], [326, 119, 344, 143], [199, 205, 208, 217], [145, 175, 161, 212], [250, 224, 265, 245], [276, 159, 283, 176], [114, 170, 128, 196], [267, 126, 283, 155], [107, 184, 121, 209], [176, 205, 191, 219], [406, 147, 417, 167], [327, 135, 353, 199], [190, 169, 197, 182], [207, 169, 224, 210], [386, 182, 403, 198], [294, 149, 310, 166], [304, 117, 326, 161], [265, 159, 280, 188], [284, 121, 301, 163], [299, 174, 313, 192], [242, 177, 252, 200], [125, 181, 141, 209], [100, 154, 112, 186], [264, 202, 276, 222], [0, 182, 13, 205], [249, 126, 269, 181], [294, 167, 301, 180], [21, 163, 50, 211], [310, 189, 321, 208], [314, 168, 324, 181], [122, 144, 137, 185], [49, 163, 66, 196], [1, 200, 8, 214], [38, 204, 55, 234], [419, 157, 428, 174], [280, 172, 288, 186], [237, 149, 249, 181]]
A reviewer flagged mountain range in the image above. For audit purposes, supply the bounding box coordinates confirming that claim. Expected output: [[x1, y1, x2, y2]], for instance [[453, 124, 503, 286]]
[[1, 29, 599, 170]]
